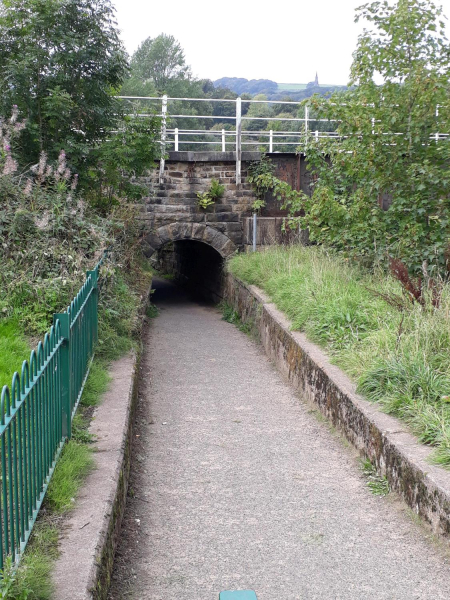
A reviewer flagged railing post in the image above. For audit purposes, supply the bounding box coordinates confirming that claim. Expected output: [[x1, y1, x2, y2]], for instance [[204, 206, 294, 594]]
[[222, 128, 226, 152], [159, 94, 168, 184], [435, 105, 439, 142], [315, 130, 319, 142], [53, 313, 72, 439], [304, 104, 309, 152], [86, 269, 99, 345], [174, 127, 179, 151], [253, 212, 257, 252], [236, 97, 242, 185], [269, 129, 273, 153]]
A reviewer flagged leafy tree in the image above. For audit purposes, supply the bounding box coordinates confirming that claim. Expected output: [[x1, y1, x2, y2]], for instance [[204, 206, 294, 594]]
[[292, 0, 450, 277], [243, 94, 273, 131], [129, 34, 190, 94], [0, 0, 128, 173], [87, 114, 161, 212]]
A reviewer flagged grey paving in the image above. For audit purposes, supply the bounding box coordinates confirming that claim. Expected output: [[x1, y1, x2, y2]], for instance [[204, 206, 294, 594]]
[[109, 279, 450, 600]]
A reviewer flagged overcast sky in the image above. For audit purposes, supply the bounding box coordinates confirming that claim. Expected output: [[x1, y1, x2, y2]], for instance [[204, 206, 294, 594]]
[[112, 0, 450, 85]]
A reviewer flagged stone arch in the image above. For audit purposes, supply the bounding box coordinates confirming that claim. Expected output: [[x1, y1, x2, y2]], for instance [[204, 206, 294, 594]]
[[142, 222, 237, 259]]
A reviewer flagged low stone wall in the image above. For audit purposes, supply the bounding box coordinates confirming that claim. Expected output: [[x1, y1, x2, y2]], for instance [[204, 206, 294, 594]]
[[225, 274, 450, 537], [52, 291, 150, 600]]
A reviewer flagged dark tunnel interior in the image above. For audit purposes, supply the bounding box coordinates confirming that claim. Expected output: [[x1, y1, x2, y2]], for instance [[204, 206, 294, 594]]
[[155, 240, 225, 302]]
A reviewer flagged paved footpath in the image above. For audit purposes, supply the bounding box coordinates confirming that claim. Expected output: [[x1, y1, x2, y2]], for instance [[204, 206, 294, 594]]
[[109, 278, 450, 600]]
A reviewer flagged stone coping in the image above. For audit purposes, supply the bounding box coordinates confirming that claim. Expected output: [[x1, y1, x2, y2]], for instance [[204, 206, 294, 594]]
[[225, 274, 450, 537], [167, 151, 261, 162], [52, 351, 138, 599]]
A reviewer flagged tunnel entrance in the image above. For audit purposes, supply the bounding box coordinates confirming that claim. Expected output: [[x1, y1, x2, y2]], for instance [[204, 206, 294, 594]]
[[155, 239, 225, 302]]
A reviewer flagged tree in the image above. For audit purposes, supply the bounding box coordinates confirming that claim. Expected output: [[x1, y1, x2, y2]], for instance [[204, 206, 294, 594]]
[[294, 0, 450, 277], [0, 0, 128, 174], [129, 34, 190, 94]]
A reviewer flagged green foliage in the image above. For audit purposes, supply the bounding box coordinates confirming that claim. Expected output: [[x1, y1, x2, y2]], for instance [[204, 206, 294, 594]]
[[196, 192, 215, 210], [293, 0, 450, 278], [87, 113, 161, 213], [247, 155, 304, 214], [196, 178, 225, 209], [45, 441, 94, 513], [229, 245, 450, 466], [209, 178, 225, 201], [361, 459, 390, 496], [129, 34, 190, 95], [220, 301, 252, 334], [0, 320, 30, 388], [0, 558, 31, 599], [0, 0, 128, 175]]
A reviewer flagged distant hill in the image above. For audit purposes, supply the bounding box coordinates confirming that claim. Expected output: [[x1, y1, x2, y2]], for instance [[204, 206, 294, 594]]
[[214, 77, 278, 96], [213, 78, 347, 100]]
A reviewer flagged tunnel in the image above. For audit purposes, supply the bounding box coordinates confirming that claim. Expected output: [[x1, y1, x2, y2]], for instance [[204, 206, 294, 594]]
[[155, 239, 225, 302]]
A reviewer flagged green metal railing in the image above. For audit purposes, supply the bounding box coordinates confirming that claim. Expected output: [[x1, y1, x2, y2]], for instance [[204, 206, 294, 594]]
[[0, 255, 104, 571]]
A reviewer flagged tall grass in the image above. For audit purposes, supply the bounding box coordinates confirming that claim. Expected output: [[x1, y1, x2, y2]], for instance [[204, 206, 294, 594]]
[[229, 246, 450, 466], [0, 320, 30, 388]]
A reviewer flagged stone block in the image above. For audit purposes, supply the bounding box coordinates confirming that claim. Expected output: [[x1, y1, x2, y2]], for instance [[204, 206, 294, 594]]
[[225, 231, 243, 245], [224, 222, 243, 233], [192, 223, 206, 240], [205, 222, 226, 233], [171, 221, 193, 241], [218, 238, 237, 257], [144, 231, 162, 249], [214, 204, 233, 213], [203, 226, 227, 249], [206, 212, 240, 223], [157, 225, 174, 244]]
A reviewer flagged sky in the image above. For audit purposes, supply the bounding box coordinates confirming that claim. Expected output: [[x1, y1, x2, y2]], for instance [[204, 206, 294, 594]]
[[112, 0, 450, 85]]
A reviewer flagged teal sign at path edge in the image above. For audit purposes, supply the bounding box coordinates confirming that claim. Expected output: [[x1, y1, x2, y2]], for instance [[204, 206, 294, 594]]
[[219, 592, 258, 600]]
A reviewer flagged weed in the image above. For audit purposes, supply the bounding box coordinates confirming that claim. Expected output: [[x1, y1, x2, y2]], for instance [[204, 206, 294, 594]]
[[45, 441, 94, 513], [146, 304, 159, 319], [361, 459, 390, 496], [220, 301, 252, 334]]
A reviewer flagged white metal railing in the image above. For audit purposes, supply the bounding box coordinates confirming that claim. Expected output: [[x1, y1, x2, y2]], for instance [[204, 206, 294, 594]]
[[117, 95, 448, 184]]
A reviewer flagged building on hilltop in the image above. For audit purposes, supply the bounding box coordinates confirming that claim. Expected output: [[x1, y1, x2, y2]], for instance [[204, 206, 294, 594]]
[[306, 72, 319, 89]]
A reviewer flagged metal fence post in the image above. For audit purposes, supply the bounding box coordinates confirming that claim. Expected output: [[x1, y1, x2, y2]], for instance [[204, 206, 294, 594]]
[[236, 97, 242, 185], [222, 128, 226, 152], [53, 313, 72, 439], [269, 129, 273, 153], [159, 94, 168, 184], [253, 212, 257, 252], [175, 127, 179, 151], [435, 105, 439, 142], [86, 268, 99, 345]]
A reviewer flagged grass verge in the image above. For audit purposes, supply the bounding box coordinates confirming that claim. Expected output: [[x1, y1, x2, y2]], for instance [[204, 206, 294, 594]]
[[1, 258, 152, 599], [229, 245, 450, 467], [0, 320, 31, 388]]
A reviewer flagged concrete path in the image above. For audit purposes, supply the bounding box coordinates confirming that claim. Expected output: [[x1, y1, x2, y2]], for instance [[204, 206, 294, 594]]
[[108, 279, 450, 600]]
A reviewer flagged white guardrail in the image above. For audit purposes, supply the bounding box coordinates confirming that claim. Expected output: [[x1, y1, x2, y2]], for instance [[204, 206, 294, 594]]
[[117, 96, 448, 185]]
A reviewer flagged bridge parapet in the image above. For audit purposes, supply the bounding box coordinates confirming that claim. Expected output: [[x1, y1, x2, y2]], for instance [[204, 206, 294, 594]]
[[139, 152, 257, 252], [138, 151, 313, 262]]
